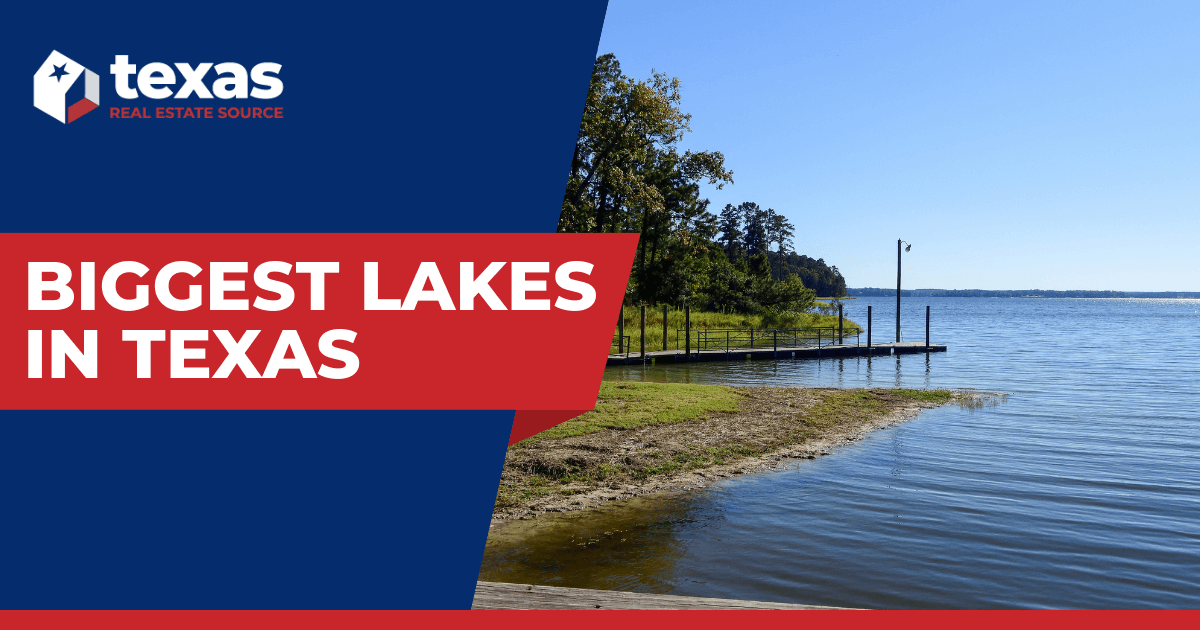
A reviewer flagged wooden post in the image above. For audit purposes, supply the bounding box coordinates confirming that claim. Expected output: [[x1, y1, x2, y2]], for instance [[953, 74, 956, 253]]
[[662, 305, 668, 351], [773, 330, 778, 358], [867, 305, 872, 352], [640, 304, 646, 359], [838, 303, 843, 344], [618, 308, 624, 354], [926, 305, 930, 352], [685, 304, 691, 357], [750, 327, 754, 349]]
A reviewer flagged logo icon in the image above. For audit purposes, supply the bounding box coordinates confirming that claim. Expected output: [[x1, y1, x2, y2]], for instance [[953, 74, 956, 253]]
[[34, 51, 100, 124]]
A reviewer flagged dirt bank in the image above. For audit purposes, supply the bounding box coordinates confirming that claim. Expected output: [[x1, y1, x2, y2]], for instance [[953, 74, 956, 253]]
[[494, 385, 963, 520]]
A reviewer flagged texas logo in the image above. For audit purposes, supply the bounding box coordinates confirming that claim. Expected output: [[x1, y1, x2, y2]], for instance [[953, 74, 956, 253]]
[[34, 51, 100, 124]]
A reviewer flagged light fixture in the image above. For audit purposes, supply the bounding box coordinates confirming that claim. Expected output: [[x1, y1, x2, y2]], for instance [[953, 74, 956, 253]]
[[897, 240, 913, 343]]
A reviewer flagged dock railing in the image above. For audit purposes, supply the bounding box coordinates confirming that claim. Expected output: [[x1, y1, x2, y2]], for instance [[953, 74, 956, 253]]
[[610, 334, 631, 357], [673, 327, 857, 353]]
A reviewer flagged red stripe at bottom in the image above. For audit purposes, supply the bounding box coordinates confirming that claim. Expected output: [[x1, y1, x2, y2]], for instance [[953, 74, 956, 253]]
[[2, 610, 1199, 629]]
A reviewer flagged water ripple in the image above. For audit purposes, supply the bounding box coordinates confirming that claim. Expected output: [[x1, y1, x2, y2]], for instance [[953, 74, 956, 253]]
[[485, 298, 1200, 608]]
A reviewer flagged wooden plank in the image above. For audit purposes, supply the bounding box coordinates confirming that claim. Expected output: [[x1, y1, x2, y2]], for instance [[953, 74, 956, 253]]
[[472, 581, 851, 610]]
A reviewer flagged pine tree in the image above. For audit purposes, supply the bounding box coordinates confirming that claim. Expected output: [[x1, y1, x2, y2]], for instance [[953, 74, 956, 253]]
[[741, 202, 769, 255], [717, 203, 743, 257], [767, 210, 795, 280]]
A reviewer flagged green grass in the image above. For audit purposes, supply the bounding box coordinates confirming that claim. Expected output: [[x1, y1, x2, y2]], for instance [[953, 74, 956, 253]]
[[892, 389, 955, 403], [520, 381, 743, 443], [612, 306, 863, 353], [797, 390, 883, 428]]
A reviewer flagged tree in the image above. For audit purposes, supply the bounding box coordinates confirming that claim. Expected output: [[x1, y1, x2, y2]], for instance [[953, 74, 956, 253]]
[[558, 53, 849, 311], [559, 54, 729, 235], [752, 274, 816, 312], [766, 210, 795, 280], [716, 203, 742, 258], [559, 53, 732, 306], [632, 148, 727, 305], [741, 202, 769, 255], [749, 252, 772, 279], [773, 253, 847, 297]]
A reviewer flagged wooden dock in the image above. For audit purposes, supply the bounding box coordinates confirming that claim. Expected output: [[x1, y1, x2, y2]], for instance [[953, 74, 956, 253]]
[[608, 341, 946, 366], [472, 581, 849, 610]]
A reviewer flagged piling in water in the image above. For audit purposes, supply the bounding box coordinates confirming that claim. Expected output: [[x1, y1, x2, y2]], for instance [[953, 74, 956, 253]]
[[618, 308, 624, 354], [685, 305, 691, 357], [640, 304, 646, 359], [662, 305, 668, 351]]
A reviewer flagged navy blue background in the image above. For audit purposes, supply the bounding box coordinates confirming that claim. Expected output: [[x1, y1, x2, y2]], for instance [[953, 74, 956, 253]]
[[0, 1, 608, 609]]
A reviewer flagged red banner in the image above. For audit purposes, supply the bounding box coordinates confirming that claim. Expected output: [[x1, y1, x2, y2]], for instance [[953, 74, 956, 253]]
[[1, 233, 637, 440]]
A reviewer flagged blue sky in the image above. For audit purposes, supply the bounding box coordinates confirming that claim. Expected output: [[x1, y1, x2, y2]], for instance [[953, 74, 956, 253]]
[[597, 1, 1200, 290]]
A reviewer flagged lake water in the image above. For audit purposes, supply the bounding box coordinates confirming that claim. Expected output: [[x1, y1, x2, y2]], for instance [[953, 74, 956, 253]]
[[479, 297, 1200, 609]]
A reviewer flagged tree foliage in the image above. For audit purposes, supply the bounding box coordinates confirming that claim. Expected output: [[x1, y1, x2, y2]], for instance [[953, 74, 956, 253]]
[[559, 54, 848, 314], [772, 253, 848, 297]]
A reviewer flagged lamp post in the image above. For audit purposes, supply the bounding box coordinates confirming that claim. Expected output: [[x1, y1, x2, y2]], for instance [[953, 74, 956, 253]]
[[897, 239, 912, 343]]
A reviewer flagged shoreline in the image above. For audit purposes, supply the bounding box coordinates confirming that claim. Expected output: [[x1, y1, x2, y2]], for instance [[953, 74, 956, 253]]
[[493, 384, 972, 522]]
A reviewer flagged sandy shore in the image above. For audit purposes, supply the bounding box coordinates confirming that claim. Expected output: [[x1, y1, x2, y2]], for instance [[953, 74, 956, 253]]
[[493, 386, 967, 521]]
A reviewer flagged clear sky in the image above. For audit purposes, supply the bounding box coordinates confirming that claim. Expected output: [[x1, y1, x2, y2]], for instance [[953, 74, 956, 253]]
[[597, 1, 1200, 290]]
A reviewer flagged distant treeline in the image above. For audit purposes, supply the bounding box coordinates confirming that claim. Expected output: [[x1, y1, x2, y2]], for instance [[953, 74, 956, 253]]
[[849, 288, 1200, 298]]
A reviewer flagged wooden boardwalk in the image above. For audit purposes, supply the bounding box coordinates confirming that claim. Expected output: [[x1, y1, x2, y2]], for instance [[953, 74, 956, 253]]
[[472, 581, 850, 610], [608, 341, 946, 366]]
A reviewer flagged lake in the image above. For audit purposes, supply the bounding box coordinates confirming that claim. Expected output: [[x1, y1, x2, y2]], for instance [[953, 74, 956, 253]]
[[479, 297, 1200, 609]]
